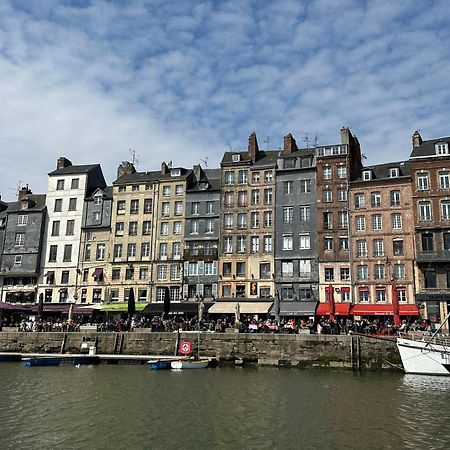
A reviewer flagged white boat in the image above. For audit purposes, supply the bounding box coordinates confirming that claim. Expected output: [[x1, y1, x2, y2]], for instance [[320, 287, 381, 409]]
[[397, 312, 450, 376], [171, 359, 209, 369]]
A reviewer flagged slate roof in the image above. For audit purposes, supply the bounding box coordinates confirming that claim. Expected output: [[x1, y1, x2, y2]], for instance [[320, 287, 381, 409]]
[[48, 164, 99, 176], [113, 170, 160, 185], [86, 186, 113, 200], [6, 194, 47, 212], [410, 136, 450, 158], [352, 161, 411, 183], [277, 148, 316, 159], [221, 150, 280, 167]]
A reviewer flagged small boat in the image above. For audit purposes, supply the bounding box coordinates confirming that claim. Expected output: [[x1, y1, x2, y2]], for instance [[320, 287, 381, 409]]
[[149, 359, 174, 370], [397, 312, 450, 376], [0, 354, 21, 362], [23, 357, 61, 367], [171, 359, 209, 369], [72, 356, 99, 366]]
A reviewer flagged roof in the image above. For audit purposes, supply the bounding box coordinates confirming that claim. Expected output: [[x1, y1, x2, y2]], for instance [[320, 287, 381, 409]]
[[277, 148, 316, 159], [86, 186, 113, 200], [113, 170, 160, 185], [48, 164, 99, 176], [410, 136, 450, 158], [5, 194, 47, 212], [352, 160, 411, 183], [221, 150, 280, 167]]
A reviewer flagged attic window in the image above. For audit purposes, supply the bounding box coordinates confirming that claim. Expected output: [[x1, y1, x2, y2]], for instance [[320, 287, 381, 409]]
[[232, 154, 241, 163], [389, 168, 399, 178], [435, 142, 449, 155], [171, 168, 181, 177], [94, 196, 102, 205], [199, 182, 209, 190], [20, 200, 28, 210], [362, 170, 372, 181]]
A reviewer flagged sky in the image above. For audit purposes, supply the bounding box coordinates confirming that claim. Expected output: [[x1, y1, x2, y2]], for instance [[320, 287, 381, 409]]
[[1, 0, 450, 200]]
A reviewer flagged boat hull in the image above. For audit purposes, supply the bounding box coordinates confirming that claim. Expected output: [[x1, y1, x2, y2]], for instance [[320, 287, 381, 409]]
[[397, 337, 450, 376], [171, 360, 209, 369], [23, 357, 61, 367], [149, 360, 173, 370]]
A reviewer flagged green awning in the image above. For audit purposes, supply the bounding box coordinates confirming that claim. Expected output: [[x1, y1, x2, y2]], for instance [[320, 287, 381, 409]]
[[100, 302, 149, 312]]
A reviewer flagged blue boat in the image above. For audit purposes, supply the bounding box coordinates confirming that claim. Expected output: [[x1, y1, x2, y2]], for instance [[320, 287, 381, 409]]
[[149, 359, 174, 370], [73, 356, 99, 366], [0, 354, 21, 362], [23, 357, 61, 367]]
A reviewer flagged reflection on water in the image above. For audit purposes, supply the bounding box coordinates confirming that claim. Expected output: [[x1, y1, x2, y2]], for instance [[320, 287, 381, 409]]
[[0, 364, 449, 450]]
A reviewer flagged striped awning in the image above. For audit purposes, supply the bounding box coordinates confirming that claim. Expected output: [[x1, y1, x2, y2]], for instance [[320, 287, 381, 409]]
[[208, 302, 273, 314]]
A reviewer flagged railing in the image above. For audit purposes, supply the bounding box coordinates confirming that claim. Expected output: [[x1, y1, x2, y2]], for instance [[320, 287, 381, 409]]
[[416, 250, 450, 263], [399, 332, 450, 347]]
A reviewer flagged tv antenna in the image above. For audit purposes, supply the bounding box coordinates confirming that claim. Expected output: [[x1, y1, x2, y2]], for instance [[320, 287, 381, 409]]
[[129, 148, 140, 169], [201, 157, 209, 168], [263, 136, 270, 150], [314, 133, 319, 147], [228, 143, 233, 151], [303, 133, 310, 148]]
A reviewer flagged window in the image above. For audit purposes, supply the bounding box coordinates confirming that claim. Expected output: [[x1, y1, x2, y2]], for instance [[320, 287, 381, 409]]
[[417, 172, 430, 191], [264, 171, 273, 183], [129, 222, 138, 236], [251, 236, 260, 253], [127, 243, 136, 258], [237, 191, 248, 207], [224, 192, 233, 207], [391, 213, 402, 230], [371, 192, 381, 207], [54, 199, 62, 212], [84, 244, 91, 261], [118, 186, 126, 193], [112, 268, 121, 280], [49, 245, 57, 262], [238, 170, 248, 184], [171, 264, 181, 280], [264, 188, 273, 204], [444, 232, 450, 250], [222, 285, 231, 297], [283, 207, 293, 223], [236, 285, 245, 298], [129, 199, 138, 214], [204, 262, 216, 276], [224, 171, 235, 185], [338, 188, 347, 202], [61, 271, 69, 284], [251, 189, 260, 205], [282, 262, 294, 277], [222, 262, 232, 277], [372, 214, 382, 230], [236, 261, 246, 277], [156, 287, 166, 301], [424, 268, 436, 288], [14, 255, 22, 266], [190, 220, 199, 234], [362, 170, 372, 181], [62, 244, 72, 262], [393, 239, 404, 256], [340, 268, 350, 281], [143, 221, 151, 235], [282, 234, 293, 250], [56, 179, 64, 190], [356, 216, 365, 231], [324, 268, 334, 282], [144, 198, 153, 213], [141, 242, 150, 258], [264, 211, 272, 227], [390, 190, 400, 206], [175, 185, 183, 195], [281, 286, 294, 299], [323, 166, 332, 180], [113, 244, 122, 259], [172, 242, 181, 257], [393, 264, 405, 279], [96, 244, 105, 261], [131, 185, 139, 192], [376, 288, 386, 302], [421, 233, 434, 252], [373, 239, 384, 257], [163, 186, 171, 196], [324, 238, 333, 251], [173, 221, 182, 235], [419, 201, 432, 221], [82, 268, 88, 282], [263, 235, 272, 252], [94, 211, 101, 221], [337, 165, 347, 178], [237, 213, 247, 229], [251, 212, 259, 228], [338, 211, 348, 229], [300, 179, 311, 193], [374, 264, 385, 279], [206, 201, 214, 214], [323, 189, 332, 202], [224, 214, 233, 229], [397, 288, 407, 303], [299, 233, 310, 249], [160, 222, 169, 235], [15, 233, 25, 246], [439, 171, 450, 189], [173, 201, 182, 216], [300, 206, 310, 222], [357, 240, 367, 257], [17, 215, 28, 226], [157, 265, 167, 281], [389, 168, 399, 178], [68, 198, 77, 211], [237, 236, 246, 253], [341, 287, 350, 302], [223, 236, 232, 253], [435, 142, 449, 155], [94, 196, 102, 206], [159, 243, 168, 257], [299, 260, 311, 277], [51, 221, 60, 236], [70, 178, 79, 189], [339, 238, 349, 251], [354, 193, 364, 209], [116, 200, 126, 214], [359, 288, 369, 302], [188, 262, 198, 276], [323, 212, 332, 230], [260, 263, 271, 279], [252, 172, 260, 184], [357, 265, 368, 281], [284, 181, 293, 194], [441, 201, 450, 220]]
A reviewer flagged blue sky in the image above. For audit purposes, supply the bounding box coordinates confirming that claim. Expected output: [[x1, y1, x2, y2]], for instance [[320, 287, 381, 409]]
[[1, 0, 450, 199]]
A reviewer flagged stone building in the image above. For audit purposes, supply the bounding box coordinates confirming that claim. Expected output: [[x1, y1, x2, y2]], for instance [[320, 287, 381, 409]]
[[77, 187, 113, 303], [274, 134, 318, 317], [0, 187, 46, 304], [410, 131, 450, 327], [183, 165, 220, 301], [109, 162, 159, 303], [38, 157, 106, 303], [219, 132, 277, 301], [349, 161, 418, 320], [316, 127, 362, 317]]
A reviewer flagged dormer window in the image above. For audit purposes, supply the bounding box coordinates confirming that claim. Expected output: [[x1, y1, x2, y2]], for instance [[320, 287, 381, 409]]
[[171, 168, 181, 177], [94, 196, 102, 205], [199, 182, 209, 190], [389, 168, 399, 178], [362, 170, 372, 181], [20, 200, 28, 210], [435, 142, 449, 155], [232, 154, 241, 163]]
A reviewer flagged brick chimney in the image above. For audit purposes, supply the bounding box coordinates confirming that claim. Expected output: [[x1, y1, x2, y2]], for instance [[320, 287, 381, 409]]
[[283, 133, 298, 154], [18, 186, 32, 201], [248, 132, 259, 162], [193, 164, 203, 181], [161, 161, 169, 175], [57, 157, 72, 170], [117, 161, 136, 179], [412, 130, 423, 148]]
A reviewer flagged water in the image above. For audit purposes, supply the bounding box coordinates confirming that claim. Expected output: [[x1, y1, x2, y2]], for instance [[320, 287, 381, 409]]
[[0, 364, 449, 450]]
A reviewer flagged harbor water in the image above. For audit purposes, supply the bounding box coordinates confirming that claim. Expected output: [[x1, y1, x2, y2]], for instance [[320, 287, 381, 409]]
[[1, 364, 449, 450]]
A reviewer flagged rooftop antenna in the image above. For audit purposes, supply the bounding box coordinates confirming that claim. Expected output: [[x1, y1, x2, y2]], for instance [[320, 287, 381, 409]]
[[8, 180, 24, 199], [228, 143, 233, 151], [263, 136, 270, 150], [129, 148, 140, 169], [201, 157, 209, 168], [168, 160, 173, 169], [314, 133, 319, 147], [303, 133, 310, 148]]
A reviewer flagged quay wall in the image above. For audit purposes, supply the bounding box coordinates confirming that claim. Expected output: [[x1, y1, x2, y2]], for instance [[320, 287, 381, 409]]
[[0, 332, 402, 371]]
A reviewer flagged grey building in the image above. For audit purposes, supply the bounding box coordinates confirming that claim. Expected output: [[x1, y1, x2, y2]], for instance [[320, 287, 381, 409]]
[[275, 134, 318, 317], [0, 187, 46, 303], [183, 165, 220, 301]]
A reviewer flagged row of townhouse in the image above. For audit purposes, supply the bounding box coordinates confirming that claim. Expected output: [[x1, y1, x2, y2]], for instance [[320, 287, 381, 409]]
[[1, 129, 450, 325]]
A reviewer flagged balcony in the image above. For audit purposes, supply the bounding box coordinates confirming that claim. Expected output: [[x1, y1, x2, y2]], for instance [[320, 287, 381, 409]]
[[416, 250, 450, 263], [183, 248, 218, 260]]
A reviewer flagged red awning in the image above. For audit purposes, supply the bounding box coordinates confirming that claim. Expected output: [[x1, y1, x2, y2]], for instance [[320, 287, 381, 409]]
[[92, 268, 103, 278], [44, 271, 54, 278], [316, 302, 351, 316], [351, 304, 420, 316]]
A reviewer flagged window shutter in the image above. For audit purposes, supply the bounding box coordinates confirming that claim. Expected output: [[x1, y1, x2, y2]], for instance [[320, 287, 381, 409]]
[[212, 283, 218, 297], [183, 283, 188, 298], [198, 261, 204, 275]]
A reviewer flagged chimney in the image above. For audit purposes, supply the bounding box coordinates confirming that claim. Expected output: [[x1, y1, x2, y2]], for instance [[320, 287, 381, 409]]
[[193, 164, 203, 181], [412, 130, 423, 148], [161, 161, 169, 175], [248, 131, 259, 162], [18, 186, 32, 201], [57, 157, 72, 170], [116, 161, 136, 179], [283, 133, 298, 154], [340, 126, 351, 146]]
